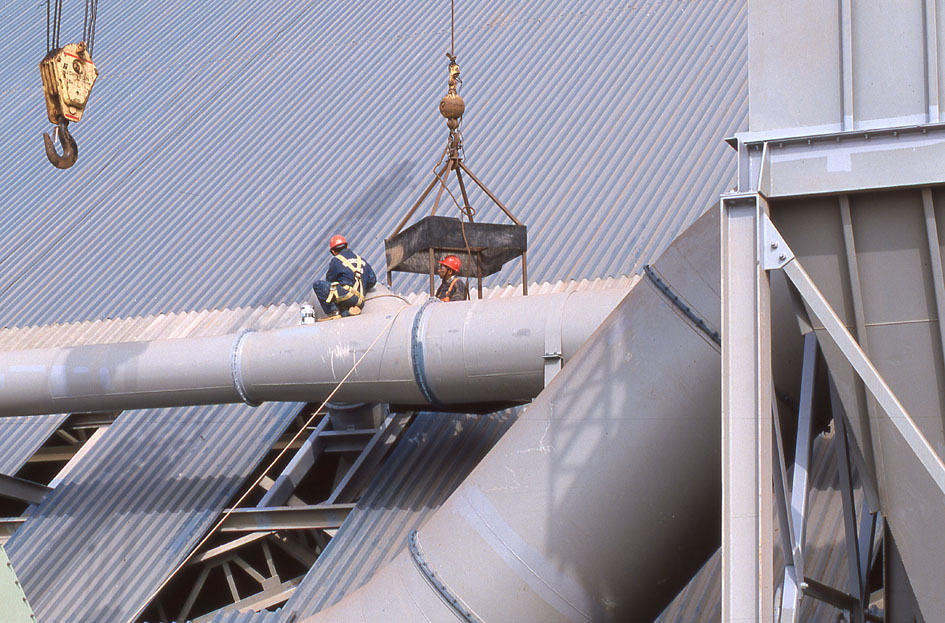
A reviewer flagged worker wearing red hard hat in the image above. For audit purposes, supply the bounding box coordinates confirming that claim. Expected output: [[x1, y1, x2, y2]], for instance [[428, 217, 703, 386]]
[[435, 254, 468, 302], [311, 235, 377, 320]]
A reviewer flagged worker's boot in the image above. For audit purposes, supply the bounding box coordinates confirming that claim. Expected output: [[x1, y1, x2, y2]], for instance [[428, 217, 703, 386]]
[[346, 306, 362, 316]]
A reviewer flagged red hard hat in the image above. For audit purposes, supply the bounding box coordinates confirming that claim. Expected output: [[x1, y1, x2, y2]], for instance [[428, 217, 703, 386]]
[[439, 255, 461, 272], [329, 235, 348, 251]]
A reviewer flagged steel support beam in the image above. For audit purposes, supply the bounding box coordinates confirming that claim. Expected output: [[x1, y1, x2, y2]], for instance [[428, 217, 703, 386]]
[[789, 333, 817, 582], [831, 382, 865, 623], [721, 193, 774, 623], [838, 195, 883, 510], [774, 332, 818, 622], [219, 504, 355, 533], [0, 473, 51, 506], [763, 213, 945, 618], [772, 393, 799, 623], [734, 124, 945, 198], [326, 411, 412, 504], [258, 417, 330, 508], [780, 258, 945, 497]]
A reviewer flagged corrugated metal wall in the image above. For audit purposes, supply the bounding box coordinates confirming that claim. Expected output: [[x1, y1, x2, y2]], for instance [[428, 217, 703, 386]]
[[0, 0, 746, 328]]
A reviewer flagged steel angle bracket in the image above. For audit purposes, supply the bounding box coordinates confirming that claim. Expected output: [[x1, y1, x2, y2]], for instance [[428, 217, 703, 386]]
[[761, 214, 794, 271]]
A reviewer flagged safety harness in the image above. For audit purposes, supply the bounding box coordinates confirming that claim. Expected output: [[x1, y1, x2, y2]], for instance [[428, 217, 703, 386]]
[[326, 253, 367, 306], [438, 276, 464, 301]]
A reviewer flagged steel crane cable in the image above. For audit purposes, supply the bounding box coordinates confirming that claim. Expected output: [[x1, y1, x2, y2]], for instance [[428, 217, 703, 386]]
[[47, 0, 99, 54], [431, 0, 475, 295], [83, 0, 99, 55], [46, 0, 63, 52]]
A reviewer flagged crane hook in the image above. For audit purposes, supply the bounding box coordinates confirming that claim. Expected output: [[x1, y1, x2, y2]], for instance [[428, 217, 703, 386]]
[[42, 117, 78, 169]]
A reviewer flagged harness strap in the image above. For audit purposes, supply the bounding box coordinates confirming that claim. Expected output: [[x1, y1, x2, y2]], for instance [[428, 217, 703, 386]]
[[440, 277, 458, 302], [327, 253, 367, 305]]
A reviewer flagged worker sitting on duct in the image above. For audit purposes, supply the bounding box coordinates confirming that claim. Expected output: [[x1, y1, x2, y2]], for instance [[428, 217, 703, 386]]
[[435, 255, 469, 301], [311, 235, 377, 320]]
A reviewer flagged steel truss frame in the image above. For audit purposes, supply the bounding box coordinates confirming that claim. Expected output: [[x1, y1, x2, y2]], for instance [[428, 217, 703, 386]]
[[145, 408, 414, 621], [721, 196, 945, 622]]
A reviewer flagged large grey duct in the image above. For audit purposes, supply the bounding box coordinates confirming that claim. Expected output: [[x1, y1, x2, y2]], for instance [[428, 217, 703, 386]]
[[293, 209, 727, 622], [0, 288, 628, 417]]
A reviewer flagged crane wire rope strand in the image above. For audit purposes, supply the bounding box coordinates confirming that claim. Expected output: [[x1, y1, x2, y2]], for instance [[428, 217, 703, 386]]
[[47, 0, 64, 52], [83, 0, 99, 55], [449, 0, 475, 295], [128, 306, 407, 623], [46, 0, 98, 54]]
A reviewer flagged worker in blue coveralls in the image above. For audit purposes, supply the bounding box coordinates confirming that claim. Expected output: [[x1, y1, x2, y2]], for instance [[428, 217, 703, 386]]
[[312, 235, 377, 320]]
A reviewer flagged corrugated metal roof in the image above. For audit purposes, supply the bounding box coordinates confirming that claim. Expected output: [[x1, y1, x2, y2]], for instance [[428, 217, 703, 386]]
[[657, 430, 866, 621], [0, 0, 746, 329], [0, 275, 637, 351], [0, 415, 67, 474], [281, 409, 518, 619], [5, 402, 300, 623]]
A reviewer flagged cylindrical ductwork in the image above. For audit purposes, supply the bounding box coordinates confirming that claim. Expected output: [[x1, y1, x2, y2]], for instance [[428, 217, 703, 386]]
[[296, 209, 726, 622], [0, 288, 629, 417]]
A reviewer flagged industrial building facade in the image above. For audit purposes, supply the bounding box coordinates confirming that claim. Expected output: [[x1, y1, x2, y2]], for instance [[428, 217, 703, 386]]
[[0, 0, 941, 621]]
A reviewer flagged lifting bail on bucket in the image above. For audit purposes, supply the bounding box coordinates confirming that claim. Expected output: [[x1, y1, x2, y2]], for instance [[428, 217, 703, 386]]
[[385, 1, 528, 299]]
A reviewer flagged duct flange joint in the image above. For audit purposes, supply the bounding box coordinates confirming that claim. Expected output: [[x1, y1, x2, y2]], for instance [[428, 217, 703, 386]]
[[230, 329, 260, 407], [408, 530, 482, 623], [410, 298, 443, 408], [644, 264, 721, 346]]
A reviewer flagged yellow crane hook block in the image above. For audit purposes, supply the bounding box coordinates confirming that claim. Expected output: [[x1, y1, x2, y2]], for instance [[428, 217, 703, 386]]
[[40, 42, 98, 125]]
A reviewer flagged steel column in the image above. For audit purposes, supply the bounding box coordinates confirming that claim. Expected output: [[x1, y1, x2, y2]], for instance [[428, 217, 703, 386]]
[[721, 193, 773, 623], [772, 392, 799, 623]]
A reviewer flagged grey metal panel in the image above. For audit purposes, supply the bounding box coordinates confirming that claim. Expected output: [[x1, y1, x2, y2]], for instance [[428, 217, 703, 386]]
[[4, 402, 299, 623], [282, 410, 517, 618], [0, 277, 637, 353], [0, 415, 67, 474], [187, 609, 276, 623], [0, 0, 746, 328], [851, 1, 927, 126], [747, 0, 843, 133], [748, 0, 938, 134]]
